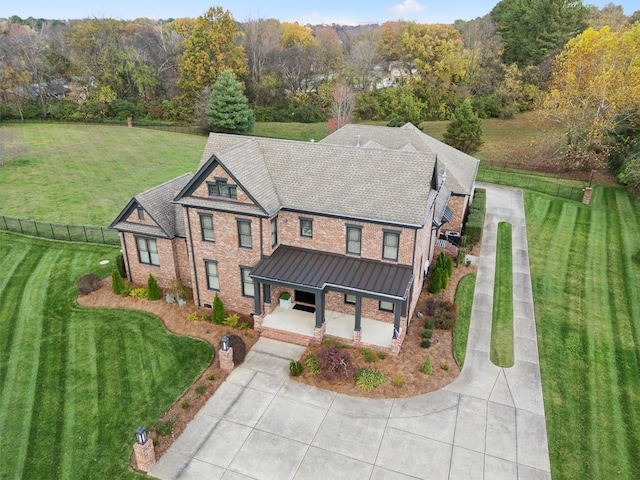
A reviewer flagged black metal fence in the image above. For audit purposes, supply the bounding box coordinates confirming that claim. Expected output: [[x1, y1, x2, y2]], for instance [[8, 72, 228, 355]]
[[0, 118, 207, 136], [476, 166, 585, 202], [0, 215, 119, 245]]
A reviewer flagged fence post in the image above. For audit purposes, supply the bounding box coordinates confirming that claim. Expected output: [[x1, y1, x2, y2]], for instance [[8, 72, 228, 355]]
[[18, 219, 24, 234], [556, 184, 560, 197], [83, 226, 88, 242], [101, 228, 105, 244], [34, 220, 40, 237], [2, 215, 7, 230], [50, 223, 56, 239], [67, 225, 71, 241]]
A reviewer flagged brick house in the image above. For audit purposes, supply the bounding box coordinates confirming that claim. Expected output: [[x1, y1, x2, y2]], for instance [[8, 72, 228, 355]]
[[110, 124, 479, 352]]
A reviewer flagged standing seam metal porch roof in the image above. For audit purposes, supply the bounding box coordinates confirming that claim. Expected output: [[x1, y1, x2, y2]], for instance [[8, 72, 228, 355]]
[[250, 245, 414, 300]]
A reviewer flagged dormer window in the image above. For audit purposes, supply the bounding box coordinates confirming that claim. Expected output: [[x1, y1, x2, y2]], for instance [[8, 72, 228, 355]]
[[208, 178, 237, 199]]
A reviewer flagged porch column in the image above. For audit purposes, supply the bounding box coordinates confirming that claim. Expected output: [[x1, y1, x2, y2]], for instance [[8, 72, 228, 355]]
[[315, 291, 324, 329], [253, 281, 262, 315], [263, 284, 271, 304], [393, 301, 402, 338], [354, 296, 362, 331]]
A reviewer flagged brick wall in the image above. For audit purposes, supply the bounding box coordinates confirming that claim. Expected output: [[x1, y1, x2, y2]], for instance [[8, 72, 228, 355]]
[[191, 164, 254, 205], [120, 232, 180, 288]]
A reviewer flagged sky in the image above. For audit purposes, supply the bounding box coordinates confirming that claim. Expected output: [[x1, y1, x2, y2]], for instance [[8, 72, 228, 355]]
[[1, 0, 637, 25]]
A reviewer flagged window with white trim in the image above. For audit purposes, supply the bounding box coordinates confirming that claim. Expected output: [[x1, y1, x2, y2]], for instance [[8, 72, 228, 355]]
[[345, 294, 356, 304], [205, 260, 219, 290], [136, 237, 159, 266]]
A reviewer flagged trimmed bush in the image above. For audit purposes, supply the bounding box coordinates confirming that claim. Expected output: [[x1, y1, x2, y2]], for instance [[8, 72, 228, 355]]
[[355, 369, 387, 391], [422, 329, 434, 339], [212, 293, 226, 325], [392, 375, 405, 388], [111, 269, 124, 295], [223, 313, 239, 327], [422, 356, 433, 375], [78, 274, 101, 295], [289, 359, 304, 376], [421, 339, 432, 348], [433, 301, 457, 330], [155, 416, 176, 436], [361, 349, 378, 363], [429, 269, 442, 293], [227, 335, 247, 364], [464, 188, 486, 245], [147, 274, 162, 300], [115, 254, 126, 278], [304, 355, 321, 374], [316, 344, 357, 381]]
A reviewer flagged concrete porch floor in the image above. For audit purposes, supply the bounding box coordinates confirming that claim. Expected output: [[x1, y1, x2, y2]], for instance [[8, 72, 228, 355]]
[[261, 306, 394, 348]]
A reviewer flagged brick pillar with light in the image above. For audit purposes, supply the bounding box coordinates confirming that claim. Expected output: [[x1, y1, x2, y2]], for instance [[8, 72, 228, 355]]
[[219, 336, 234, 373], [133, 427, 156, 473]]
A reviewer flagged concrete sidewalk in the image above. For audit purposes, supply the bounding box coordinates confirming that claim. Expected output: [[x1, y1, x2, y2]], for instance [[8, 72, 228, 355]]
[[149, 185, 551, 480]]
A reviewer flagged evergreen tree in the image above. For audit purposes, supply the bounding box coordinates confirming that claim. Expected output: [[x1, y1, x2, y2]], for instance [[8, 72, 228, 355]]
[[213, 293, 226, 324], [111, 269, 124, 295], [443, 99, 484, 155], [429, 269, 442, 294], [206, 70, 255, 134], [147, 273, 162, 300]]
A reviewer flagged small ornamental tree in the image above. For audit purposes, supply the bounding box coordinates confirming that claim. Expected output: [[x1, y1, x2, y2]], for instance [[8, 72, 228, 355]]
[[443, 99, 484, 155], [147, 273, 162, 300], [327, 82, 356, 134], [212, 292, 226, 324], [429, 268, 442, 294], [206, 70, 254, 134], [112, 269, 124, 295]]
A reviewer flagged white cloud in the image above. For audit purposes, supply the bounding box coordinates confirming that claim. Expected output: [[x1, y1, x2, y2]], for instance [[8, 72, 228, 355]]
[[387, 0, 426, 17], [293, 11, 361, 26]]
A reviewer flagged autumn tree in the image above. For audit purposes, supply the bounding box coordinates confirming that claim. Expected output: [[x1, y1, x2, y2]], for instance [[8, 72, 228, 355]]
[[206, 70, 254, 134], [443, 99, 484, 155], [327, 82, 356, 134], [543, 23, 640, 168], [491, 0, 588, 66], [178, 7, 247, 101]]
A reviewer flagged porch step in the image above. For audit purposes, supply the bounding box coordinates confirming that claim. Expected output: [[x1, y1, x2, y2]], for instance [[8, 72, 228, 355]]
[[260, 326, 312, 347]]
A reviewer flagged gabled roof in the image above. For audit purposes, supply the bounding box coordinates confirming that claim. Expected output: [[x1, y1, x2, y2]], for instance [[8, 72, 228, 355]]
[[176, 133, 438, 227], [110, 173, 193, 238], [321, 123, 479, 195]]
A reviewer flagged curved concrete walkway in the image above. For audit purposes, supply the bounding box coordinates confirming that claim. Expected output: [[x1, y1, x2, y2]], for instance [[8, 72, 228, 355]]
[[149, 185, 551, 480]]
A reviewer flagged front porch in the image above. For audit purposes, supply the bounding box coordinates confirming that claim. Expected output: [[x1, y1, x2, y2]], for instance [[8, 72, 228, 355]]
[[257, 305, 397, 352]]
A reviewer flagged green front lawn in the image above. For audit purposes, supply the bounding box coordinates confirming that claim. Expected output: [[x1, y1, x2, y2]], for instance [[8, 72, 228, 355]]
[[453, 273, 476, 367], [0, 232, 212, 479], [526, 187, 640, 479]]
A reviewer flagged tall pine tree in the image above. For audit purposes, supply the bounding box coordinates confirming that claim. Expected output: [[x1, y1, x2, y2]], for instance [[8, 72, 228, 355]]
[[443, 99, 484, 155], [207, 70, 255, 134]]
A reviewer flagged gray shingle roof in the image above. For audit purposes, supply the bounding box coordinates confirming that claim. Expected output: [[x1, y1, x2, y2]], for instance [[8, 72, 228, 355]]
[[110, 173, 193, 238], [182, 133, 437, 227], [321, 123, 479, 195]]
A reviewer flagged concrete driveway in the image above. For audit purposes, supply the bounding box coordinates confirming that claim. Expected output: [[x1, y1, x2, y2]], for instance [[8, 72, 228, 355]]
[[149, 185, 551, 480]]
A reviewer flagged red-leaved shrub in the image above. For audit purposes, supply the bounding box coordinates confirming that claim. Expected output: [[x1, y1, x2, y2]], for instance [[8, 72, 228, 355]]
[[316, 344, 357, 381]]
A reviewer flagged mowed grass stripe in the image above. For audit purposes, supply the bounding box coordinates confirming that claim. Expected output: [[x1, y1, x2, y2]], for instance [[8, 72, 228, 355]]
[[0, 248, 62, 479], [490, 222, 514, 367]]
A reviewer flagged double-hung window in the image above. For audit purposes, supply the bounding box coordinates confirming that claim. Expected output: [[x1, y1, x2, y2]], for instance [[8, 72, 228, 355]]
[[240, 267, 254, 297], [382, 230, 400, 261], [200, 214, 214, 242], [136, 237, 159, 266], [205, 260, 219, 290], [346, 225, 362, 255], [237, 219, 252, 248], [379, 300, 395, 312], [300, 218, 313, 238], [271, 217, 278, 247]]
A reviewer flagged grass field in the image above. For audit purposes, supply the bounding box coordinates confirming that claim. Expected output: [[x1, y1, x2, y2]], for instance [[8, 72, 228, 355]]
[[525, 187, 640, 479], [0, 232, 212, 479], [0, 124, 207, 226], [490, 222, 514, 367], [453, 273, 476, 367], [253, 122, 329, 141]]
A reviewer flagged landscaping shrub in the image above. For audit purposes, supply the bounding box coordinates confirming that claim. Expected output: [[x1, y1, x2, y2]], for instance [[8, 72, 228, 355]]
[[421, 339, 432, 349], [111, 269, 124, 295], [227, 335, 247, 364], [304, 355, 321, 374], [115, 254, 126, 278], [429, 269, 442, 293], [422, 356, 433, 375], [433, 301, 458, 330], [392, 375, 405, 388], [361, 349, 378, 363], [129, 287, 148, 299], [429, 252, 452, 294], [181, 401, 189, 409], [441, 363, 449, 371], [378, 352, 387, 360], [195, 385, 206, 395], [223, 313, 239, 327], [155, 416, 176, 436], [187, 311, 198, 322], [147, 273, 162, 300], [78, 273, 101, 295], [316, 344, 357, 381], [289, 359, 304, 376], [207, 374, 215, 381], [464, 188, 486, 245], [422, 329, 434, 339], [212, 293, 226, 324], [355, 369, 387, 391]]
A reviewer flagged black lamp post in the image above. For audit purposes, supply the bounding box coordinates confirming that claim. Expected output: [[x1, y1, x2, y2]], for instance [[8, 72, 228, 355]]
[[135, 426, 148, 445], [220, 336, 229, 351]]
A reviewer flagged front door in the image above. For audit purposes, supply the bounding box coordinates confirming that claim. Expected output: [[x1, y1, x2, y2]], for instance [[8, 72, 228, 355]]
[[295, 289, 315, 305]]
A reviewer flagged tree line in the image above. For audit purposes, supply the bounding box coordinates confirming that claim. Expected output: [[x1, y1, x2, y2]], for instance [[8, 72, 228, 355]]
[[0, 2, 638, 185]]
